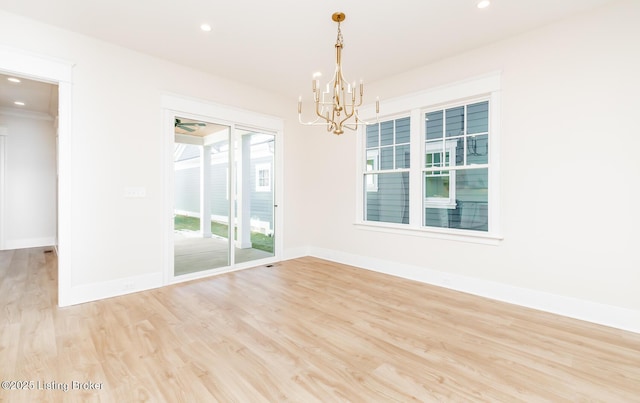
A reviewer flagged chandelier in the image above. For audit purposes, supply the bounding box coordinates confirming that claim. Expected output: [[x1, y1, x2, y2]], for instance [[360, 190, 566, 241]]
[[298, 12, 379, 135]]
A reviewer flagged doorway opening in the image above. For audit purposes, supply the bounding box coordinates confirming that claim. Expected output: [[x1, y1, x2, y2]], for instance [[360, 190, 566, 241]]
[[0, 46, 73, 306], [0, 73, 58, 252]]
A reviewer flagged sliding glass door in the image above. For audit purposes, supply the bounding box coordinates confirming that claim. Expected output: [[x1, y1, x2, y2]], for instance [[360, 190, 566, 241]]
[[234, 129, 275, 264], [173, 119, 230, 276], [172, 119, 275, 276]]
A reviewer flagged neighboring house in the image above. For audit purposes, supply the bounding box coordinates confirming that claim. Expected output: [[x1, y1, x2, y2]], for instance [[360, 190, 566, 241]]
[[174, 135, 275, 235]]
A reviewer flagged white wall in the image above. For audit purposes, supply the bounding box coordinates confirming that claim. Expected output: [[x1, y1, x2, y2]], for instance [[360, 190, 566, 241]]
[[304, 0, 640, 330], [0, 9, 314, 301], [1, 2, 638, 331], [0, 112, 57, 249]]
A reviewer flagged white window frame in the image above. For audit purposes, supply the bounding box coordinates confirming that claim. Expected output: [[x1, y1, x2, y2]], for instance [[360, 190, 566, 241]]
[[355, 72, 502, 244], [365, 149, 379, 192]]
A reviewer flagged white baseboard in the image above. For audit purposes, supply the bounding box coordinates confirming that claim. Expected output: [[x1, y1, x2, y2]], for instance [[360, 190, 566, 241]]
[[308, 247, 640, 334], [63, 247, 301, 307], [283, 246, 310, 261], [56, 245, 639, 333], [3, 236, 56, 250], [64, 271, 163, 306]]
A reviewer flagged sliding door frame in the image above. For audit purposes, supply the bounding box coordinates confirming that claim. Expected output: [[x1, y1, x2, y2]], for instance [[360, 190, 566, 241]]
[[162, 94, 283, 285]]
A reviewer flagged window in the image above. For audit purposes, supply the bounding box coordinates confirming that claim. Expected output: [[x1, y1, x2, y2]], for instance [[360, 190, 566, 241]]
[[255, 163, 271, 192], [424, 101, 489, 231], [356, 73, 501, 242], [364, 117, 410, 224]]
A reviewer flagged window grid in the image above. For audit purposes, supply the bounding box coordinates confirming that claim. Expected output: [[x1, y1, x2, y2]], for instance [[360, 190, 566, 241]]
[[424, 101, 490, 172], [365, 116, 411, 173]]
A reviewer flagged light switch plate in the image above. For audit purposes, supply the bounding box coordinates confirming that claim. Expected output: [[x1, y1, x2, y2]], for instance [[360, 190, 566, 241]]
[[124, 187, 146, 198]]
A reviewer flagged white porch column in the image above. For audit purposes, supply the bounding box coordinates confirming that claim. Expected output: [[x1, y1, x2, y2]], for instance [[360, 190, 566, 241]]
[[235, 135, 252, 249], [200, 145, 212, 238]]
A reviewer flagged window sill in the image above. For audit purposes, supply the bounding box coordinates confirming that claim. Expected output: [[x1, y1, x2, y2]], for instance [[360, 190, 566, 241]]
[[353, 221, 503, 245], [424, 200, 457, 209]]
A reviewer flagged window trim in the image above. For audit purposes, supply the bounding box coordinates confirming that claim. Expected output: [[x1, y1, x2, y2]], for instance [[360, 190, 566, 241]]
[[355, 72, 502, 244]]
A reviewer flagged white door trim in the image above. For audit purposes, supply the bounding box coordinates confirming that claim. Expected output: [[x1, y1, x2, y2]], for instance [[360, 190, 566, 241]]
[[0, 45, 74, 306], [0, 127, 7, 250], [162, 93, 284, 285]]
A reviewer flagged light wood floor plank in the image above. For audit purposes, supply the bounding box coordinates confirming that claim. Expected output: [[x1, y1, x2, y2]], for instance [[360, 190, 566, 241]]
[[1, 248, 639, 402]]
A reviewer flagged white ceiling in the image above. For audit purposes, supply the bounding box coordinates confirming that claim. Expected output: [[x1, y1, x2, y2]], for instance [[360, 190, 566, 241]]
[[0, 0, 618, 114]]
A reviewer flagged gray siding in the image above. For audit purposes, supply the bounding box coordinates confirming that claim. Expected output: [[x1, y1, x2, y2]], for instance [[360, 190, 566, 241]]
[[365, 172, 409, 224], [174, 157, 273, 230]]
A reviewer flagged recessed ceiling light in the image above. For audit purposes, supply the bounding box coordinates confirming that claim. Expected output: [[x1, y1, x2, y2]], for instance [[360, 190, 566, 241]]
[[7, 77, 21, 83], [477, 0, 491, 9], [14, 101, 25, 106], [200, 23, 212, 32]]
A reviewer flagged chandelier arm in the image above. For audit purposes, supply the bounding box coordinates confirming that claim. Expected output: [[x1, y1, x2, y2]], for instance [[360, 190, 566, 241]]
[[299, 103, 333, 127], [338, 107, 356, 129], [315, 99, 333, 125], [352, 109, 379, 126], [298, 114, 328, 126], [299, 97, 329, 126], [314, 100, 335, 132]]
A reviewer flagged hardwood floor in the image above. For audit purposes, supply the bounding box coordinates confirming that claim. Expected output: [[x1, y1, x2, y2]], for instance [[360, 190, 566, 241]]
[[1, 247, 639, 402]]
